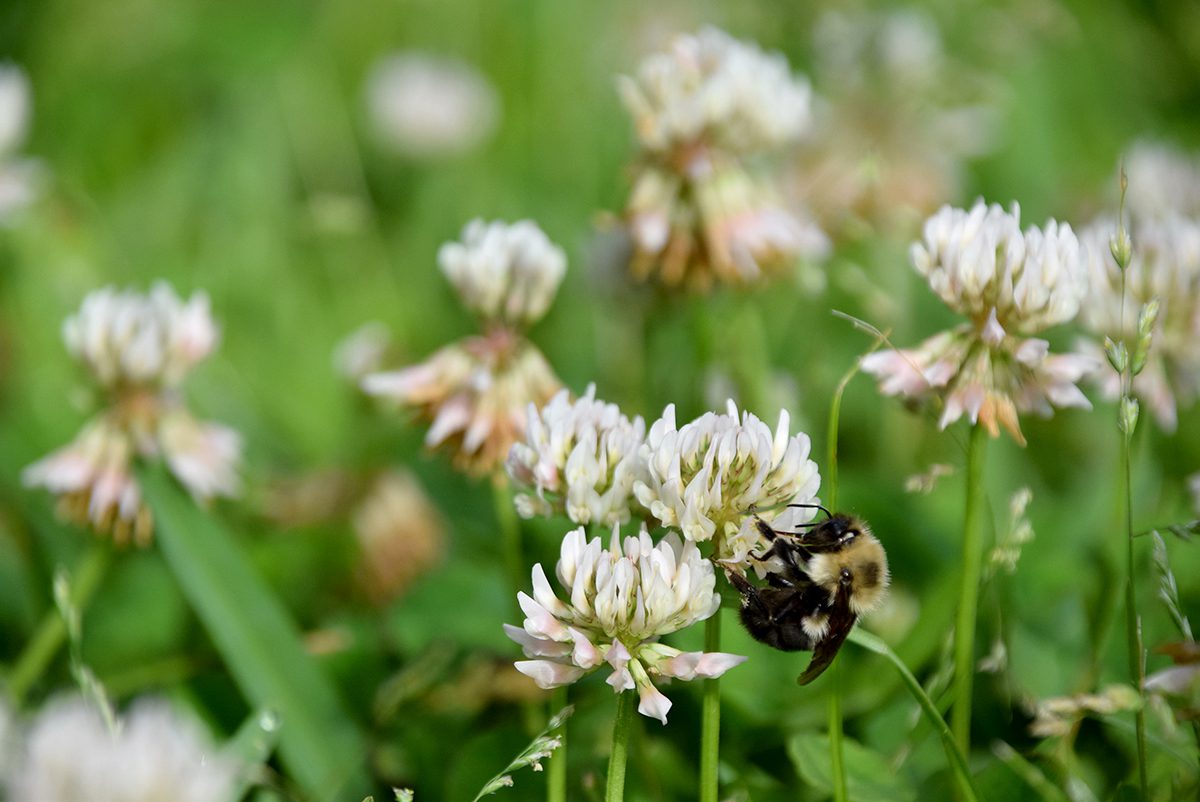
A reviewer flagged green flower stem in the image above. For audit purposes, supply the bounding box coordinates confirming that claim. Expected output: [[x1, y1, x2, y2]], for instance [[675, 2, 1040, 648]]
[[699, 612, 722, 802], [7, 541, 112, 706], [492, 473, 524, 605], [849, 629, 979, 802], [825, 346, 869, 802], [828, 664, 847, 802], [606, 689, 635, 802], [548, 686, 568, 802], [952, 422, 988, 759], [1120, 423, 1148, 795]]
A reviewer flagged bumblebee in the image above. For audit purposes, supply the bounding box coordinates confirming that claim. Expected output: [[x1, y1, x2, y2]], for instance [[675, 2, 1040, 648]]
[[727, 505, 889, 684]]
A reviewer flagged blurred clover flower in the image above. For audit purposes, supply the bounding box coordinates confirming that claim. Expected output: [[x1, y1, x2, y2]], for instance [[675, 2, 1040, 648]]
[[0, 64, 39, 222], [24, 284, 241, 546], [505, 526, 745, 724], [353, 469, 445, 605], [1123, 140, 1200, 221], [365, 53, 499, 160], [506, 384, 647, 526], [618, 26, 827, 290], [1076, 212, 1200, 432], [795, 9, 997, 235], [1029, 685, 1141, 739], [633, 400, 821, 567], [5, 696, 239, 802], [438, 219, 567, 328], [861, 200, 1095, 444], [364, 219, 564, 475]]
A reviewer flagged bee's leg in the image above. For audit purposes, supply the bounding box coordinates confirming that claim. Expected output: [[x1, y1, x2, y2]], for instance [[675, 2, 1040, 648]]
[[751, 536, 812, 578], [726, 571, 772, 618]]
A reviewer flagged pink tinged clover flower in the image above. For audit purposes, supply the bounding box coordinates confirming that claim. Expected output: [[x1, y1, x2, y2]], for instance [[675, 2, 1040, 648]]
[[505, 526, 746, 725], [618, 27, 827, 290], [862, 200, 1096, 445], [633, 400, 821, 566], [362, 220, 565, 475], [23, 284, 241, 546], [506, 384, 647, 526]]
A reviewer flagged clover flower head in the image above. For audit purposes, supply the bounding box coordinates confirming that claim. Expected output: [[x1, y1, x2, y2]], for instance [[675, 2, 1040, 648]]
[[633, 400, 820, 563], [23, 284, 240, 545], [863, 201, 1095, 444], [62, 283, 219, 390], [6, 696, 239, 802], [353, 470, 445, 605], [363, 330, 561, 476], [913, 200, 1088, 337], [507, 384, 647, 526], [1076, 215, 1200, 431], [365, 53, 499, 160], [619, 27, 812, 155], [439, 219, 567, 328], [505, 526, 746, 724]]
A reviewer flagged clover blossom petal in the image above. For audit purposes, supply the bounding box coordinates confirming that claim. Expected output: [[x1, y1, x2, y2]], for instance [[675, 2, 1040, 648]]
[[364, 331, 561, 476]]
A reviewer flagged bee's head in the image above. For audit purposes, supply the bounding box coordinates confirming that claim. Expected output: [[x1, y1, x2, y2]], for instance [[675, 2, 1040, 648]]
[[806, 519, 890, 615]]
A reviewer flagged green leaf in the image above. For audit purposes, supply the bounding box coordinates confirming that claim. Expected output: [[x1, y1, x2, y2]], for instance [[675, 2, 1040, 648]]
[[138, 465, 367, 801], [787, 733, 915, 802], [228, 709, 282, 800]]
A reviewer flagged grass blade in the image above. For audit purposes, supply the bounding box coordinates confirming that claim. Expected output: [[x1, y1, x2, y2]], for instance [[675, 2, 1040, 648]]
[[138, 465, 367, 801]]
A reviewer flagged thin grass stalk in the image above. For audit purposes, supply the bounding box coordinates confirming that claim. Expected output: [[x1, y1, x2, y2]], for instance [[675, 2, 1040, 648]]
[[7, 541, 111, 706], [548, 686, 568, 802], [848, 629, 979, 802], [699, 612, 722, 802], [1119, 390, 1148, 796], [606, 689, 635, 802], [952, 422, 988, 758], [1114, 206, 1148, 796]]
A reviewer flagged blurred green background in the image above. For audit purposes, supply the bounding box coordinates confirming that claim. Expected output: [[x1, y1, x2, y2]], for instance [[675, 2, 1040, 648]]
[[0, 0, 1198, 799]]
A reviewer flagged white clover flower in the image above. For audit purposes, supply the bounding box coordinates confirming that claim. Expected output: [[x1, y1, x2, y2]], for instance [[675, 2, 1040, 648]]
[[913, 201, 1087, 337], [619, 27, 812, 155], [363, 330, 561, 476], [505, 526, 745, 725], [365, 53, 499, 160], [1124, 140, 1200, 221], [1076, 216, 1200, 431], [0, 64, 38, 222], [353, 470, 445, 605], [862, 201, 1096, 444], [507, 384, 646, 526], [62, 284, 219, 390], [439, 219, 567, 328], [6, 696, 239, 802], [24, 284, 240, 545], [633, 400, 821, 565]]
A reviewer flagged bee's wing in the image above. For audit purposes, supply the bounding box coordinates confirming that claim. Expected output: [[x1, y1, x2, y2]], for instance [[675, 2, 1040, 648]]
[[795, 591, 857, 686]]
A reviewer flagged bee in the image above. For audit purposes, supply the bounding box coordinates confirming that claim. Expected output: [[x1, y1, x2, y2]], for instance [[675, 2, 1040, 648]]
[[726, 504, 889, 685]]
